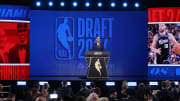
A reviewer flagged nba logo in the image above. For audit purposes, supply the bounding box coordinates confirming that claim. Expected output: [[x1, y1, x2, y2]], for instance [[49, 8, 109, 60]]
[[56, 17, 74, 60]]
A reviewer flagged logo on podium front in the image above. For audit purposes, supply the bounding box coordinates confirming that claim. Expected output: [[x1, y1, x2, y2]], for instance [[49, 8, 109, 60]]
[[95, 59, 102, 76], [56, 17, 74, 60], [86, 57, 109, 79]]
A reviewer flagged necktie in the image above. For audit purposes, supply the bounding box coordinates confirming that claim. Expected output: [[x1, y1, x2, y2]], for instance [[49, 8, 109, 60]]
[[97, 43, 100, 48]]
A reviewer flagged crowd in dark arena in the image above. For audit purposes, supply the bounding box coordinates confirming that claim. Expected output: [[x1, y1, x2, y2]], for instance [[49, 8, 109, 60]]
[[0, 80, 180, 101]]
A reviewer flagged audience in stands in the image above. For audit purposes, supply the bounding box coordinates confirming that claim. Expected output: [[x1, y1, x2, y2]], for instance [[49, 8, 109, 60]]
[[57, 81, 74, 101], [41, 83, 50, 100], [1, 81, 180, 101], [0, 84, 3, 98], [33, 84, 41, 95], [89, 82, 101, 97], [94, 87, 101, 97], [120, 80, 128, 100], [75, 96, 86, 101], [156, 81, 173, 101], [90, 83, 96, 93], [35, 94, 47, 101], [86, 93, 99, 101], [99, 97, 109, 101], [76, 82, 91, 98], [24, 89, 34, 101], [124, 88, 138, 101], [108, 89, 119, 101], [6, 93, 16, 101], [135, 83, 146, 101]]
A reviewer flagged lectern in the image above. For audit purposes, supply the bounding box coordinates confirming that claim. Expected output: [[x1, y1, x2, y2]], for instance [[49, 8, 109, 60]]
[[85, 51, 111, 79]]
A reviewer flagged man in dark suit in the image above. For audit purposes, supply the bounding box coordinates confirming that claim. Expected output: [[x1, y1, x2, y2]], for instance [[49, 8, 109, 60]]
[[92, 37, 104, 51], [76, 82, 91, 98], [88, 36, 107, 78], [57, 81, 74, 101], [156, 81, 173, 101], [8, 23, 29, 63], [0, 29, 7, 63]]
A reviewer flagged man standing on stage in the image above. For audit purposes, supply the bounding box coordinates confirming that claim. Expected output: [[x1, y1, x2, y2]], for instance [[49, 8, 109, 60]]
[[151, 24, 180, 64], [8, 23, 29, 63], [92, 36, 104, 51]]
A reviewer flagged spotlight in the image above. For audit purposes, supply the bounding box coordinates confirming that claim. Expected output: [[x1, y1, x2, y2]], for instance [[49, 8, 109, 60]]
[[134, 2, 140, 8], [97, 2, 102, 7], [128, 82, 137, 86], [123, 2, 128, 7], [17, 81, 26, 86], [48, 1, 53, 7], [50, 94, 58, 99], [36, 1, 41, 7], [149, 82, 158, 86], [39, 81, 48, 86], [85, 2, 90, 7], [110, 2, 116, 8], [175, 81, 179, 86], [67, 82, 71, 85], [86, 82, 91, 86], [106, 82, 115, 86], [60, 1, 65, 7], [72, 1, 78, 7]]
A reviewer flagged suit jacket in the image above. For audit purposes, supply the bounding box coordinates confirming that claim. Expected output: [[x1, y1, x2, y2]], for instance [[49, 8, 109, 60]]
[[8, 42, 29, 63], [58, 86, 74, 101], [0, 56, 3, 63], [92, 43, 104, 51], [76, 88, 91, 98], [0, 54, 8, 63]]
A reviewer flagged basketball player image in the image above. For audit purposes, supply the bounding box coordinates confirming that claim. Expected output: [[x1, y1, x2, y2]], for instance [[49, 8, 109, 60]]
[[151, 24, 180, 64], [57, 18, 73, 59], [0, 29, 14, 63], [8, 23, 29, 63]]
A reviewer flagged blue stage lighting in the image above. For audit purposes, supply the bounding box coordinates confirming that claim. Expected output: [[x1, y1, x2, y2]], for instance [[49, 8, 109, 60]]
[[60, 1, 65, 7], [39, 81, 48, 86], [17, 81, 26, 86], [134, 2, 140, 8], [67, 82, 71, 85], [149, 82, 158, 86], [36, 1, 41, 7], [110, 2, 116, 8], [106, 82, 115, 86], [97, 2, 102, 7], [85, 2, 90, 7], [123, 2, 128, 7], [128, 82, 137, 86], [175, 81, 179, 86], [86, 82, 91, 86], [48, 1, 53, 7], [72, 1, 78, 7]]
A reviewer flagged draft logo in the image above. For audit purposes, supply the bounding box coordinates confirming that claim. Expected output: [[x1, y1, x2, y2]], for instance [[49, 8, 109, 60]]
[[56, 17, 74, 60]]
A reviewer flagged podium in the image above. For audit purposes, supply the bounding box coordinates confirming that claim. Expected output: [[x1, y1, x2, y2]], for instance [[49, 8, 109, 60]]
[[85, 51, 111, 79]]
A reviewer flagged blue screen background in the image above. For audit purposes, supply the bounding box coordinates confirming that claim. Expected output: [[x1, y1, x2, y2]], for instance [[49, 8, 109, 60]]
[[30, 10, 148, 80]]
